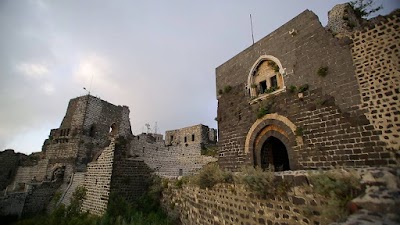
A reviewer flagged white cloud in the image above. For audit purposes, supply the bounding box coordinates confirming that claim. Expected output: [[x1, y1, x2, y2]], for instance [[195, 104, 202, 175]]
[[42, 82, 55, 95], [16, 62, 49, 79], [73, 53, 120, 95]]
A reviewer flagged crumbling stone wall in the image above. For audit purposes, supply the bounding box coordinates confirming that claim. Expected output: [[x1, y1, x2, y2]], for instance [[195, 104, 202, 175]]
[[110, 139, 152, 205], [130, 124, 217, 177], [81, 139, 115, 216], [165, 124, 217, 146], [350, 12, 400, 151], [0, 150, 25, 191], [162, 172, 323, 225], [21, 180, 62, 217]]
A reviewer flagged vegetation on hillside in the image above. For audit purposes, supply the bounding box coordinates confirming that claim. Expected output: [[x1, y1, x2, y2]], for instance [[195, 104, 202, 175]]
[[14, 176, 175, 225]]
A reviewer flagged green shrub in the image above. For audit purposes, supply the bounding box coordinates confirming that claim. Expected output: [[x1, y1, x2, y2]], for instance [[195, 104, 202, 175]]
[[289, 85, 297, 93], [201, 146, 218, 156], [308, 169, 361, 222], [317, 66, 329, 77], [295, 127, 304, 136], [218, 89, 223, 95], [298, 84, 309, 93], [257, 106, 269, 119], [235, 166, 275, 198], [224, 85, 232, 93], [268, 61, 280, 72], [194, 163, 224, 189]]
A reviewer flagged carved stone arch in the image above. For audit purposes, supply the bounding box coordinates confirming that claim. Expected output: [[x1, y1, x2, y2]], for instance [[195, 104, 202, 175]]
[[245, 113, 301, 170], [247, 55, 286, 97]]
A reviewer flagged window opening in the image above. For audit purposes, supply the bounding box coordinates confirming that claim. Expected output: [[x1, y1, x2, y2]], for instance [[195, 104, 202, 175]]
[[259, 81, 267, 94], [192, 134, 195, 141], [270, 75, 278, 88]]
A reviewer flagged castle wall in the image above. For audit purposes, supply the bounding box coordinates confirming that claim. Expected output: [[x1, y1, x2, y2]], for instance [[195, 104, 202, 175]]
[[351, 13, 400, 151], [162, 174, 324, 225], [110, 140, 152, 204], [81, 140, 115, 216], [0, 150, 23, 191], [8, 159, 49, 191], [21, 181, 61, 217], [215, 9, 398, 171], [130, 124, 217, 177]]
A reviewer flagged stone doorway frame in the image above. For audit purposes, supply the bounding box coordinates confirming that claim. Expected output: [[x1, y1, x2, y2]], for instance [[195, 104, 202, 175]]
[[244, 113, 302, 170]]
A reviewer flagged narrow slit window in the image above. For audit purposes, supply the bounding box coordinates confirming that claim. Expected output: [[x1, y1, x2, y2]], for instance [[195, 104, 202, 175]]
[[270, 75, 278, 88], [192, 134, 195, 141], [259, 81, 267, 94]]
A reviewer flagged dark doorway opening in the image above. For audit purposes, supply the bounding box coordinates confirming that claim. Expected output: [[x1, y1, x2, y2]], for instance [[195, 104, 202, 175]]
[[260, 136, 290, 171]]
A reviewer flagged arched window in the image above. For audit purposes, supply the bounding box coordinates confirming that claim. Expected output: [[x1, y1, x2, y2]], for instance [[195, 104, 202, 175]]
[[247, 55, 286, 102]]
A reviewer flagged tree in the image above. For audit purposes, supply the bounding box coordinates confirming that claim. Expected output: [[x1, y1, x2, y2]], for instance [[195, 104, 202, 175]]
[[349, 0, 383, 18]]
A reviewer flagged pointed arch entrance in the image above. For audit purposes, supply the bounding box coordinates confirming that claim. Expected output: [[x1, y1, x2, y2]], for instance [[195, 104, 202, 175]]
[[260, 136, 290, 171], [245, 113, 302, 171]]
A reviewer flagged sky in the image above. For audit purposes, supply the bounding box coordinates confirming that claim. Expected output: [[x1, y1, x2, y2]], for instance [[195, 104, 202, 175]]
[[0, 0, 398, 155]]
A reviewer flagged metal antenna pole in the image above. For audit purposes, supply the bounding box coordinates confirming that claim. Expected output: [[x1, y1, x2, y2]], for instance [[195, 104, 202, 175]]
[[250, 14, 255, 45], [89, 74, 94, 95]]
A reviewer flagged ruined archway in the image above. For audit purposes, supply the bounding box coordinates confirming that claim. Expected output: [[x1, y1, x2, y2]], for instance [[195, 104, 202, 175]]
[[245, 113, 302, 170]]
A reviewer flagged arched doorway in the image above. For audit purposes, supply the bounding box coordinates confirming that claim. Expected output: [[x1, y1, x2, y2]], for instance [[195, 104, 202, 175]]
[[260, 136, 290, 171]]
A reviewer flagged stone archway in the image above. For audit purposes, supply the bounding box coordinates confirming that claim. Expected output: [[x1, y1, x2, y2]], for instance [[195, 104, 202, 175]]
[[245, 113, 302, 170], [258, 136, 290, 171]]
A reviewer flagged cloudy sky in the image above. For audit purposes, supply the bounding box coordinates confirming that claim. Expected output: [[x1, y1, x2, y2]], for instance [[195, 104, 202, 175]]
[[0, 0, 398, 154]]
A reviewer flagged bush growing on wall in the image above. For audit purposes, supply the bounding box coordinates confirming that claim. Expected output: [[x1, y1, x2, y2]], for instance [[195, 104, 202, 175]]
[[308, 169, 361, 222]]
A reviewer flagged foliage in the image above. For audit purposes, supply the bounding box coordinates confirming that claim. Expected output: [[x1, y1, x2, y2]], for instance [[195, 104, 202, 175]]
[[308, 169, 361, 222], [267, 61, 280, 72], [257, 106, 269, 119], [289, 85, 297, 93], [298, 84, 309, 93], [193, 163, 225, 189], [295, 127, 304, 136], [224, 85, 232, 93], [235, 166, 278, 198], [15, 176, 174, 225], [264, 86, 279, 94], [317, 66, 329, 77], [349, 0, 383, 18], [218, 89, 223, 95], [201, 146, 218, 156]]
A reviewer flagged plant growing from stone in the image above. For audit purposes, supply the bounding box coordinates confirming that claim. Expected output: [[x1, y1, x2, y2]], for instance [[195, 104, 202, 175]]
[[308, 169, 361, 223], [224, 85, 232, 93], [317, 66, 329, 77]]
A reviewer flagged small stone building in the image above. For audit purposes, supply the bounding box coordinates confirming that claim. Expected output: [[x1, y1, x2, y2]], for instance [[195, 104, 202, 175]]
[[216, 4, 399, 171]]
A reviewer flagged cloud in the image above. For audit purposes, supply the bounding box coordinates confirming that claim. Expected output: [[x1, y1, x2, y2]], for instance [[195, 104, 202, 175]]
[[73, 53, 121, 95], [16, 62, 49, 79], [42, 82, 55, 95]]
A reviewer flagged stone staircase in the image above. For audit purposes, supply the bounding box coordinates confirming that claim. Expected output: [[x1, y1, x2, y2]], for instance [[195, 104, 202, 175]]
[[59, 172, 85, 206]]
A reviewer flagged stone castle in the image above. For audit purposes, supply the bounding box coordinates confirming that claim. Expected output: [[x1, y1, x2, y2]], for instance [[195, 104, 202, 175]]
[[0, 95, 217, 216], [1, 3, 399, 224]]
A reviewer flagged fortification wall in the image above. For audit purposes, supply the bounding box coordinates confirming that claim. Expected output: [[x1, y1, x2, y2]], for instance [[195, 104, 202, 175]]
[[81, 139, 115, 216], [0, 192, 26, 218], [162, 174, 324, 225], [8, 159, 49, 191], [130, 129, 217, 177], [21, 181, 61, 217], [0, 150, 23, 191], [350, 12, 400, 151], [165, 124, 217, 146], [110, 140, 152, 204]]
